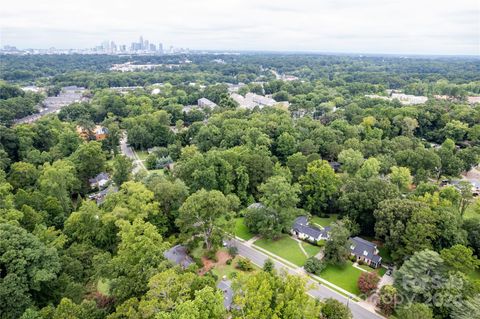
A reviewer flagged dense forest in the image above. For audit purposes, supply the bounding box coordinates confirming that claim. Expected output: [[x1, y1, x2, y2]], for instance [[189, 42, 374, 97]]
[[0, 53, 479, 319]]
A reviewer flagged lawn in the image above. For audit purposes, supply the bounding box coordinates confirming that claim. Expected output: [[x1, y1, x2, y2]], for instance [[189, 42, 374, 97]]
[[319, 261, 363, 295], [134, 150, 149, 160], [254, 236, 307, 266], [234, 217, 255, 240], [211, 255, 258, 280], [301, 241, 322, 257], [311, 214, 338, 227], [148, 169, 164, 175]]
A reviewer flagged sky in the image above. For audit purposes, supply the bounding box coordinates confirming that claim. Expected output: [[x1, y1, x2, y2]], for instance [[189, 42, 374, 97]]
[[1, 0, 479, 55]]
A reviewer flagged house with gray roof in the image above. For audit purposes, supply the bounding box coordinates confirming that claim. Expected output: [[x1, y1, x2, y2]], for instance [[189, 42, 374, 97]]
[[217, 279, 233, 310], [163, 245, 194, 269], [291, 216, 330, 243], [349, 237, 382, 268]]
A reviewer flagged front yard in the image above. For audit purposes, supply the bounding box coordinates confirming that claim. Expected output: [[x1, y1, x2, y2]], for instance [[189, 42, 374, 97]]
[[254, 236, 321, 267], [234, 217, 255, 241], [319, 261, 363, 295]]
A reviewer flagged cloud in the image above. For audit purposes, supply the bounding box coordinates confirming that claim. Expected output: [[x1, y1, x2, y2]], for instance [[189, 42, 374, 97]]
[[0, 0, 478, 55]]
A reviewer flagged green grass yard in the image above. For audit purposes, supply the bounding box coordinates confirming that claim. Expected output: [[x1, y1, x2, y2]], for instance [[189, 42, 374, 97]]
[[134, 150, 149, 160], [148, 169, 164, 175], [319, 261, 363, 295], [301, 241, 322, 257], [211, 255, 259, 280], [234, 217, 255, 240], [254, 236, 307, 266], [311, 214, 338, 227]]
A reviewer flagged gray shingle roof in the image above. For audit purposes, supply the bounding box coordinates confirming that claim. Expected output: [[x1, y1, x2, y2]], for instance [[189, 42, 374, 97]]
[[292, 216, 330, 239], [349, 237, 382, 264], [163, 245, 194, 268], [217, 279, 233, 309]]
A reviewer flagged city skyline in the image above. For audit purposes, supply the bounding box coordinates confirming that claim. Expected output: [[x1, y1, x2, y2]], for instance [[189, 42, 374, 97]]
[[1, 0, 479, 55]]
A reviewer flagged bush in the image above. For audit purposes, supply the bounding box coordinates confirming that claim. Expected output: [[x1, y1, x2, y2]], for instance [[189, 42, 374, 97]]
[[226, 258, 233, 265], [358, 259, 364, 265], [229, 271, 238, 279], [204, 249, 218, 262], [263, 258, 275, 273], [236, 258, 254, 271], [350, 255, 357, 262], [357, 271, 380, 295], [228, 246, 238, 257], [304, 257, 326, 275]]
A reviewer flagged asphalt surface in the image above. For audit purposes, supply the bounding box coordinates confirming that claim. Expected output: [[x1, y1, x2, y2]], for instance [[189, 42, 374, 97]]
[[229, 238, 384, 319], [119, 134, 144, 174]]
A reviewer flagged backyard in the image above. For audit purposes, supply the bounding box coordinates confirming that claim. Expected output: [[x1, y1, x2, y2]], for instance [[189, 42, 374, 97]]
[[311, 214, 338, 227], [254, 235, 321, 267]]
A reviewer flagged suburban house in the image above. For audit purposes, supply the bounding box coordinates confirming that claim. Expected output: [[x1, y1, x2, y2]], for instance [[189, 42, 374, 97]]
[[88, 186, 118, 205], [349, 237, 382, 268], [76, 125, 109, 141], [291, 216, 331, 243], [217, 279, 233, 310], [163, 245, 194, 269], [197, 97, 217, 108], [88, 172, 110, 189]]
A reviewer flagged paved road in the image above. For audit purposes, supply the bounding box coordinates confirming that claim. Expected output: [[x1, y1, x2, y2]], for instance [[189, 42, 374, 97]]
[[229, 238, 383, 319], [119, 134, 145, 174]]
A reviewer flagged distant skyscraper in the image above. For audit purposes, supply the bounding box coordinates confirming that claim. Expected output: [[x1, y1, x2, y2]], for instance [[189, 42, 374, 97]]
[[144, 40, 149, 51], [139, 36, 144, 49], [149, 43, 156, 52], [158, 43, 163, 54]]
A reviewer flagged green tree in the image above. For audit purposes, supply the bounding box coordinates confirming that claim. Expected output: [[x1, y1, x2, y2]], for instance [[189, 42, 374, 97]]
[[95, 219, 169, 302], [300, 160, 339, 214], [440, 244, 480, 274], [389, 166, 412, 192], [71, 141, 106, 190], [320, 298, 352, 319], [0, 223, 61, 318], [177, 189, 232, 250], [245, 175, 300, 239], [286, 152, 308, 182], [338, 148, 364, 175], [7, 161, 38, 189], [112, 155, 133, 186], [356, 157, 380, 179], [38, 160, 78, 213], [377, 285, 396, 316], [395, 303, 433, 319], [324, 220, 351, 265]]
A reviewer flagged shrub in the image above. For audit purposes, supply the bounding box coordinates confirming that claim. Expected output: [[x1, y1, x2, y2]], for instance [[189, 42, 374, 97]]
[[304, 257, 326, 275], [236, 258, 254, 271], [228, 246, 238, 257], [357, 271, 380, 295], [350, 255, 357, 262], [263, 258, 275, 273], [226, 258, 233, 265], [229, 271, 238, 279], [204, 249, 218, 262], [358, 259, 364, 265]]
